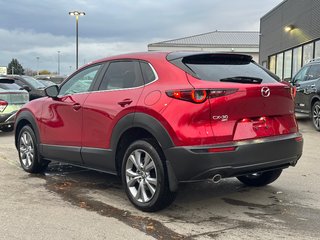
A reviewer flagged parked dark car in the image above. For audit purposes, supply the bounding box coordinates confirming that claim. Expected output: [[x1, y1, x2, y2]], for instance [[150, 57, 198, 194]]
[[4, 75, 46, 100], [291, 58, 320, 131], [37, 79, 56, 87], [35, 75, 65, 85], [14, 52, 303, 211], [0, 77, 29, 132]]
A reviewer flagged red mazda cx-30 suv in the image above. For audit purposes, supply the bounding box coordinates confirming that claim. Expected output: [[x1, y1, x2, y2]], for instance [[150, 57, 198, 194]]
[[14, 52, 303, 211]]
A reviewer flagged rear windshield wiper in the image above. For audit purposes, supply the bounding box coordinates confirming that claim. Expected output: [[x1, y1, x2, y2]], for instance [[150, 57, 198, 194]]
[[220, 76, 263, 84]]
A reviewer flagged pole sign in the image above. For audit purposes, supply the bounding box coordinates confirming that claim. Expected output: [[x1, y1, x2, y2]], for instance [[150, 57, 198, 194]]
[[0, 67, 7, 75]]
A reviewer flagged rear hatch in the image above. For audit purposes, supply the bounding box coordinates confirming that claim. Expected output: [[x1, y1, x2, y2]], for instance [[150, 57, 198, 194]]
[[0, 79, 29, 114], [168, 53, 297, 143]]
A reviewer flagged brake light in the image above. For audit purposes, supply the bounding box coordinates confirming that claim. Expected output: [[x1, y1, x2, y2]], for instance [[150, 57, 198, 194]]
[[166, 88, 237, 103], [291, 86, 297, 98], [191, 90, 207, 103], [166, 90, 207, 103], [0, 100, 8, 112]]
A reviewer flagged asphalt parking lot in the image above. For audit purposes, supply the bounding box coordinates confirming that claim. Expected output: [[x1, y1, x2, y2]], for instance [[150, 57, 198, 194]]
[[0, 115, 319, 240]]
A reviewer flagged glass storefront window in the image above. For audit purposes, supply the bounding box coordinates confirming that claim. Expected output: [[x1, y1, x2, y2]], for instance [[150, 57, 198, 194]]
[[269, 55, 276, 73], [283, 50, 292, 79], [276, 53, 283, 79], [303, 43, 314, 65], [292, 46, 302, 76], [315, 40, 320, 59]]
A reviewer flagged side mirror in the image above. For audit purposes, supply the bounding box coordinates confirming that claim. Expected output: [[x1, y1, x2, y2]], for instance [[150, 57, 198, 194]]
[[45, 85, 59, 98], [20, 85, 32, 92]]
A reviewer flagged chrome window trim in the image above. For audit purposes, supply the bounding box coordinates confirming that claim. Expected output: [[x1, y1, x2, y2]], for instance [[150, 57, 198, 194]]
[[146, 62, 159, 82]]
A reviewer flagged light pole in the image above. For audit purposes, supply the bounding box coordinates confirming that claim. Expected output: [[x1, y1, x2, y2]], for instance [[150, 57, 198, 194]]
[[36, 57, 40, 75], [57, 51, 61, 75], [69, 11, 85, 70]]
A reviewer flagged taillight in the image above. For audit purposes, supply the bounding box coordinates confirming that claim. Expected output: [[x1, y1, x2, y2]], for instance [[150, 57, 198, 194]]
[[208, 89, 238, 98], [191, 90, 207, 103], [166, 89, 237, 103], [0, 100, 8, 112], [291, 86, 297, 98]]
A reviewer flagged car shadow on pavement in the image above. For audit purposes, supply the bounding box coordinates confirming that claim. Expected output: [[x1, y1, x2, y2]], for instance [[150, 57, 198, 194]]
[[35, 162, 295, 239], [0, 131, 14, 137]]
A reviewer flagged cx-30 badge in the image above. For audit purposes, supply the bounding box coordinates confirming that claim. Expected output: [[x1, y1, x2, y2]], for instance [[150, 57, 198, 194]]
[[212, 115, 228, 121], [261, 87, 270, 97]]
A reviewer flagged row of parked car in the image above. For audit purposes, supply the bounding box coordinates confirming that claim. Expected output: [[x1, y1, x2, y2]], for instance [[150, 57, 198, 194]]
[[0, 75, 64, 132]]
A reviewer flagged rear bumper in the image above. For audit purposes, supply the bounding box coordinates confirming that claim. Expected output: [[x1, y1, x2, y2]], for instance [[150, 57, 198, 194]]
[[164, 133, 303, 182]]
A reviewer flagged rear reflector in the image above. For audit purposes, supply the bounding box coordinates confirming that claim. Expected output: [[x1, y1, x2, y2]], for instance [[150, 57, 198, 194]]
[[207, 146, 237, 153], [294, 136, 303, 142]]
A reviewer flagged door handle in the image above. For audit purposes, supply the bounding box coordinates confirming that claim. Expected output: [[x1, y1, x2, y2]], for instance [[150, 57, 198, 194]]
[[118, 99, 133, 107], [73, 103, 81, 111]]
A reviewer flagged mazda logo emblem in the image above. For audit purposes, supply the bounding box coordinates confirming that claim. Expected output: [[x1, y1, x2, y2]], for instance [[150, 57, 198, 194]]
[[261, 87, 270, 97]]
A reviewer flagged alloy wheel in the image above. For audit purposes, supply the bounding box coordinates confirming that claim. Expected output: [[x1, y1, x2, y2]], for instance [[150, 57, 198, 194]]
[[125, 149, 158, 203], [19, 131, 35, 168], [313, 104, 320, 130]]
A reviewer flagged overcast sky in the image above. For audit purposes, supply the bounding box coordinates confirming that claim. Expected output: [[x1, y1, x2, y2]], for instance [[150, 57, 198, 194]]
[[0, 0, 283, 75]]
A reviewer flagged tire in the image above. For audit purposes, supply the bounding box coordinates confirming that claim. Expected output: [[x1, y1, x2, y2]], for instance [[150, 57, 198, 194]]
[[17, 125, 49, 173], [312, 101, 320, 131], [121, 139, 176, 212], [237, 169, 282, 187]]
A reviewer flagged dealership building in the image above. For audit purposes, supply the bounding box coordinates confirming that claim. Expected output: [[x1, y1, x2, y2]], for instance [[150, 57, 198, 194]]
[[260, 0, 320, 79]]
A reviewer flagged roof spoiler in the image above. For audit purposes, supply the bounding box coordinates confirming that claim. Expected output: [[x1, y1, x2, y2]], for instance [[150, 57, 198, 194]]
[[166, 52, 252, 62]]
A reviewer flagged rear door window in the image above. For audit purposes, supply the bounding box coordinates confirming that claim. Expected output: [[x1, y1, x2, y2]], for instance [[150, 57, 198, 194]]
[[99, 61, 144, 90]]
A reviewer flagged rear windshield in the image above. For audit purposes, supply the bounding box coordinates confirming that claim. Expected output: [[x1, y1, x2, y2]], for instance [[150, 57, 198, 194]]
[[170, 54, 280, 83], [0, 82, 21, 90]]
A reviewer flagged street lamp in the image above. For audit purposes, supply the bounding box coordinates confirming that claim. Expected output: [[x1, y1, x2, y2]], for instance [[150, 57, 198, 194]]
[[69, 10, 85, 70], [57, 51, 61, 75]]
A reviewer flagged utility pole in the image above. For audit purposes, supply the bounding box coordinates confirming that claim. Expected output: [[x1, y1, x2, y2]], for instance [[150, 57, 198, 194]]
[[36, 57, 40, 75], [57, 51, 61, 75]]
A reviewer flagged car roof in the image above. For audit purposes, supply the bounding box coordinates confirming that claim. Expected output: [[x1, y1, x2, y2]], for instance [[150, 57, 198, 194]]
[[90, 52, 169, 64], [76, 51, 254, 72], [84, 51, 252, 65]]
